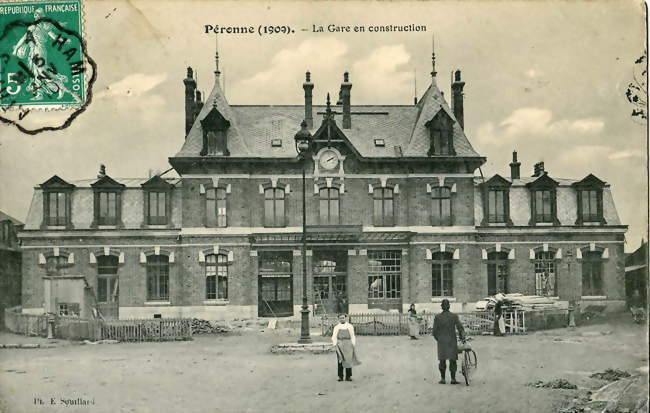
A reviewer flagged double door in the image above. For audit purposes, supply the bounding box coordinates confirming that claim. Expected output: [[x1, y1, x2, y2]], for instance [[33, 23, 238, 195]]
[[312, 250, 348, 316]]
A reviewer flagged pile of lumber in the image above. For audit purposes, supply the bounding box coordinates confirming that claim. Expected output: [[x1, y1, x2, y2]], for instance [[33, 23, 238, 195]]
[[191, 318, 231, 334], [476, 293, 564, 311]]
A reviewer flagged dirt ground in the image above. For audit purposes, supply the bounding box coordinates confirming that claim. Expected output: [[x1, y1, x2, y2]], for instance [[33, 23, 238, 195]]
[[0, 315, 647, 413]]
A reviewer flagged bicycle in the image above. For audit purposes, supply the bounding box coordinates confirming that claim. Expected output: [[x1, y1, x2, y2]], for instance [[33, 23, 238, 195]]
[[458, 337, 477, 386]]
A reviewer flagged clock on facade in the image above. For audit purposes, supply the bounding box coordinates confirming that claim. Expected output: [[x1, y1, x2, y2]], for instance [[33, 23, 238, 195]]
[[319, 149, 339, 170]]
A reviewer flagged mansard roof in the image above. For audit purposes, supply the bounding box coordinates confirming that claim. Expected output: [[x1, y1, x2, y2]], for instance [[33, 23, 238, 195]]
[[173, 78, 482, 160]]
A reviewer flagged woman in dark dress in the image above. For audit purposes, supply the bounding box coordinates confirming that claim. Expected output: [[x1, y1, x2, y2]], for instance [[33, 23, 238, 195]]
[[407, 303, 419, 339]]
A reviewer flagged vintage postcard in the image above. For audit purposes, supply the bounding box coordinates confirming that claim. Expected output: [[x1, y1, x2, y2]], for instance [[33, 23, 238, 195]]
[[0, 1, 647, 412]]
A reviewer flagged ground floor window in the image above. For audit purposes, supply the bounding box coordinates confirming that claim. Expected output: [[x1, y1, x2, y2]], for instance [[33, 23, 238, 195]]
[[147, 255, 169, 301], [582, 251, 604, 296], [487, 252, 509, 295], [432, 251, 453, 297], [368, 250, 401, 300], [312, 250, 348, 315], [534, 251, 556, 296], [258, 251, 293, 317], [205, 253, 228, 300], [97, 255, 119, 303]]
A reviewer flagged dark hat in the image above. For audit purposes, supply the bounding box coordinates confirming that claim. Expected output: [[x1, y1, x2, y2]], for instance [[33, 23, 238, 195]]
[[441, 299, 451, 310]]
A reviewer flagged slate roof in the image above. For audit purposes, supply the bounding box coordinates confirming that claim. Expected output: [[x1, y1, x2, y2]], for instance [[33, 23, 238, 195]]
[[34, 178, 181, 188], [174, 78, 482, 159]]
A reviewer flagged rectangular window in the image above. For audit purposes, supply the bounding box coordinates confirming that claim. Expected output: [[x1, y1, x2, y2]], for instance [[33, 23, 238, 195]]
[[97, 255, 119, 303], [205, 254, 228, 300], [147, 255, 169, 301], [488, 189, 506, 223], [264, 188, 285, 227], [148, 192, 167, 225], [534, 251, 556, 296], [432, 252, 453, 296], [206, 188, 227, 228], [319, 188, 340, 225], [373, 188, 395, 227], [431, 187, 452, 226], [367, 250, 401, 299], [47, 192, 67, 226], [98, 192, 117, 225], [534, 190, 553, 223], [582, 190, 600, 222], [582, 251, 603, 296]]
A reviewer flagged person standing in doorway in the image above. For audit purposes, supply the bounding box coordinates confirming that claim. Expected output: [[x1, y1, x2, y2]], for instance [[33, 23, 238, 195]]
[[432, 299, 466, 384], [332, 313, 360, 381], [407, 303, 419, 340], [493, 293, 505, 336]]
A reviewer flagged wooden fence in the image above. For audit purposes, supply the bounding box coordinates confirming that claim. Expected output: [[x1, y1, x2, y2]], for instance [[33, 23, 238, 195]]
[[3, 307, 192, 342], [321, 310, 527, 337]]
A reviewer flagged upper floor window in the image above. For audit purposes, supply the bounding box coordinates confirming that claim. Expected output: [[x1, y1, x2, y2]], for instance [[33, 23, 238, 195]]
[[98, 192, 117, 225], [373, 187, 394, 227], [46, 256, 69, 277], [582, 251, 603, 296], [264, 188, 285, 227], [148, 192, 167, 225], [205, 253, 228, 300], [533, 190, 553, 223], [206, 188, 227, 227], [533, 251, 556, 296], [425, 110, 455, 156], [487, 189, 507, 223], [47, 191, 68, 226], [146, 255, 169, 301], [527, 173, 559, 225], [319, 187, 340, 225], [572, 174, 606, 225], [431, 187, 452, 226], [432, 251, 453, 297]]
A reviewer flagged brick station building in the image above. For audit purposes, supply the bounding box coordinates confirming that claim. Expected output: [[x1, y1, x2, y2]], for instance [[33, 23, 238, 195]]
[[18, 47, 627, 320]]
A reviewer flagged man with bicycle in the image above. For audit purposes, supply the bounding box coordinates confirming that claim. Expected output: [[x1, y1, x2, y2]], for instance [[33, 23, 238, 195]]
[[432, 299, 466, 384]]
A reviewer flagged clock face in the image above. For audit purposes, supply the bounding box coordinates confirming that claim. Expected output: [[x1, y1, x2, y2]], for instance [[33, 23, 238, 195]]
[[319, 150, 339, 170]]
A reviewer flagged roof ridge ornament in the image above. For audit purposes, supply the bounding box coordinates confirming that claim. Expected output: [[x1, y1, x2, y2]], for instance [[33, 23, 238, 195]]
[[214, 33, 221, 78], [431, 33, 437, 82]]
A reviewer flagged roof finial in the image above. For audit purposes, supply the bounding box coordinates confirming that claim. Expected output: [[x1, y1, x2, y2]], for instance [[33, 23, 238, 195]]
[[326, 93, 332, 117], [431, 33, 437, 81], [214, 33, 221, 78]]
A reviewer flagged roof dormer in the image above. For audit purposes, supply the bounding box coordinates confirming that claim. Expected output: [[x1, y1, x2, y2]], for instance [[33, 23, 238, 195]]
[[425, 109, 456, 156], [200, 103, 231, 156]]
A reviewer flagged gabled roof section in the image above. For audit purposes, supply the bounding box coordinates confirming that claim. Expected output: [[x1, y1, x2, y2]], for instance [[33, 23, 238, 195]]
[[91, 175, 126, 189], [40, 175, 75, 189], [0, 210, 23, 225], [572, 173, 607, 187], [311, 111, 362, 159], [175, 79, 251, 158], [403, 83, 481, 157], [526, 173, 559, 188], [480, 174, 512, 187], [200, 104, 231, 132], [141, 175, 175, 189]]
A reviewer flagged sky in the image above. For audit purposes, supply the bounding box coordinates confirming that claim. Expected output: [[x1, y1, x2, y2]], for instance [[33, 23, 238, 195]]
[[0, 0, 647, 251]]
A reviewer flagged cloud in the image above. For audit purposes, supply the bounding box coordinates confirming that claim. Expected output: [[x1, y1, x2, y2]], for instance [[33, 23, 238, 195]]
[[525, 69, 538, 78], [558, 145, 610, 164], [351, 44, 412, 104], [476, 107, 605, 145], [608, 150, 644, 160], [96, 73, 168, 99]]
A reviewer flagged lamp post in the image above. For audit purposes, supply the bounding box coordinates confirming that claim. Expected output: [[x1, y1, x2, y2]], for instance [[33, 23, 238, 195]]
[[294, 120, 313, 344]]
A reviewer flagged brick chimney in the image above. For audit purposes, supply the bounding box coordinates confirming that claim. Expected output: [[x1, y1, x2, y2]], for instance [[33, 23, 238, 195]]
[[340, 72, 352, 129], [194, 90, 203, 120], [510, 151, 521, 180], [451, 70, 465, 130], [303, 71, 314, 128], [533, 161, 545, 177], [183, 67, 197, 137]]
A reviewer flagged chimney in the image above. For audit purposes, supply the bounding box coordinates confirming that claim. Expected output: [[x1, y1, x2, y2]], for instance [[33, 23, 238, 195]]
[[509, 151, 521, 180], [451, 70, 465, 129], [183, 67, 197, 136], [533, 161, 545, 177], [97, 164, 106, 179], [303, 71, 314, 128], [194, 90, 203, 120], [340, 72, 352, 129]]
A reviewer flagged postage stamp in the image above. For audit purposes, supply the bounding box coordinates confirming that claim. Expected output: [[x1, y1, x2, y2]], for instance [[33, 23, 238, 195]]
[[0, 0, 86, 110]]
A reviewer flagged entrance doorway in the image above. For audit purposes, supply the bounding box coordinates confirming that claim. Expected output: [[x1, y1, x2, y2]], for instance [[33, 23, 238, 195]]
[[96, 255, 119, 319], [258, 251, 294, 317], [487, 251, 509, 296], [312, 250, 348, 316]]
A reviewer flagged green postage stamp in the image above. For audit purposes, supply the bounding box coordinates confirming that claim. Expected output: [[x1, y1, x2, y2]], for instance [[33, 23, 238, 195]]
[[0, 0, 85, 109]]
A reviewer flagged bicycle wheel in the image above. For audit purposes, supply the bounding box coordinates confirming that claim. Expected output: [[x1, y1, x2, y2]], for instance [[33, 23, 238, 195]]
[[462, 352, 471, 386]]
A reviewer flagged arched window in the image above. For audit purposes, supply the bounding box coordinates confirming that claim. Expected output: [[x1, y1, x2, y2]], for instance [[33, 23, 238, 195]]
[[373, 187, 394, 227], [206, 188, 227, 227], [205, 254, 228, 300], [582, 251, 604, 296], [45, 256, 69, 276], [264, 188, 285, 227], [432, 251, 453, 297], [97, 255, 119, 303], [431, 187, 452, 226], [147, 255, 169, 301], [487, 251, 509, 295], [319, 187, 340, 225], [533, 251, 556, 296]]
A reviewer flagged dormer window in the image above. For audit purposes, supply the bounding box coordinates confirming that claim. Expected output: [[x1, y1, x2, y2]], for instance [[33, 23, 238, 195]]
[[572, 174, 607, 226], [425, 109, 455, 156], [141, 175, 174, 227], [200, 104, 231, 156], [479, 175, 512, 226], [91, 173, 125, 228], [40, 175, 75, 229], [526, 173, 559, 226]]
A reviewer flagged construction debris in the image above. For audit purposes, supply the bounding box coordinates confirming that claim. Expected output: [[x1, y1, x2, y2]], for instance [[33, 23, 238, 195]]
[[527, 378, 578, 389], [590, 369, 632, 382], [191, 318, 232, 334], [476, 293, 565, 311]]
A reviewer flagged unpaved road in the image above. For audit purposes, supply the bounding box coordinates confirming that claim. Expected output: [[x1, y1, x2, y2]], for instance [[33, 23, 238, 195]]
[[0, 315, 647, 413]]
